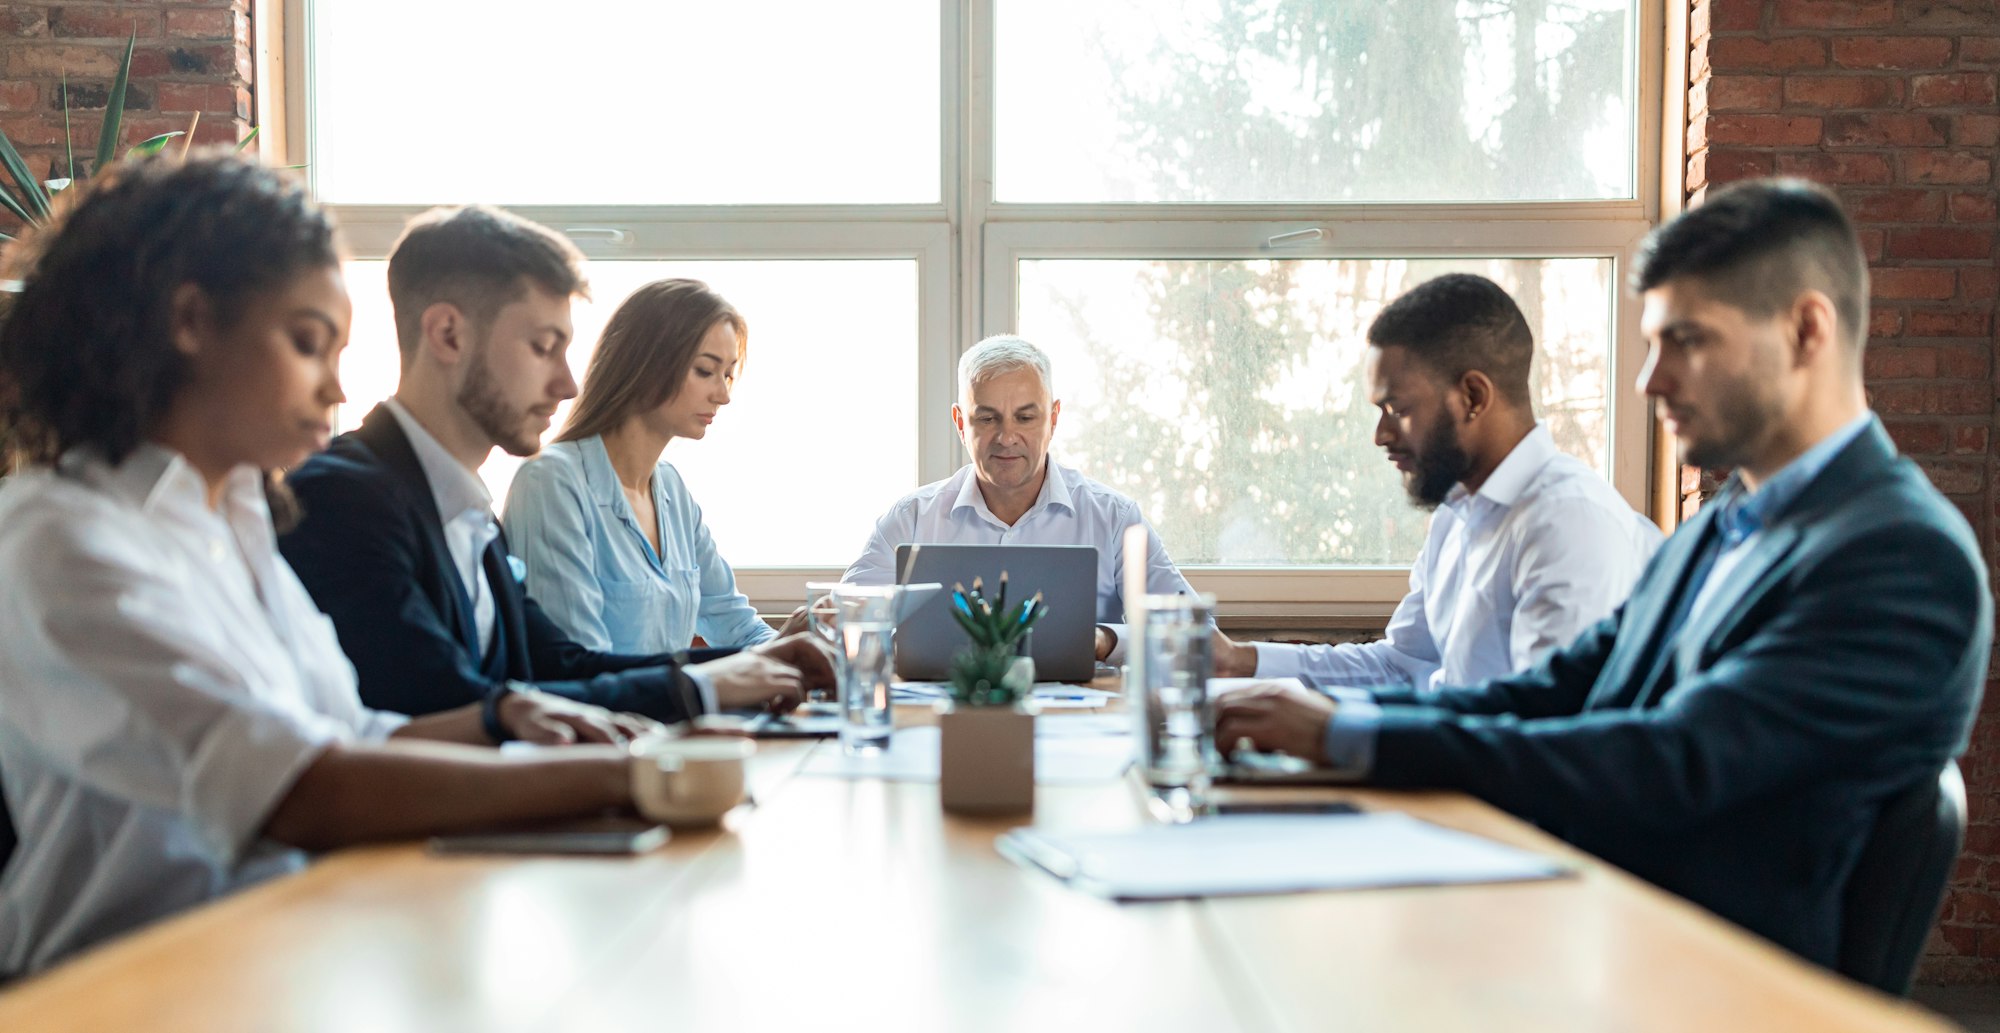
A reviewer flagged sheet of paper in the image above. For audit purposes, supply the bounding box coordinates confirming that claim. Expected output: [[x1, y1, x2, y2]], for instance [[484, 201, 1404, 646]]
[[998, 813, 1569, 900], [799, 725, 1133, 784], [1030, 687, 1116, 709]]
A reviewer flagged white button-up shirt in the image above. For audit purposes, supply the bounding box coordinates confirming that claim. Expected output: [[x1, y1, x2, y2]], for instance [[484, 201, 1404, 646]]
[[1255, 425, 1662, 691], [843, 460, 1197, 658], [0, 446, 406, 976], [383, 398, 500, 656]]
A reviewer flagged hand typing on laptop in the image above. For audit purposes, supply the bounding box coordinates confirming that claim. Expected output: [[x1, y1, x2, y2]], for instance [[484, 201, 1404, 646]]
[[1213, 681, 1338, 764]]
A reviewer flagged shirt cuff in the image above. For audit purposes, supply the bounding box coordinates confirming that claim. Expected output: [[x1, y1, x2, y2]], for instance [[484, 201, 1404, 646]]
[[1098, 623, 1129, 666], [684, 668, 718, 715], [1252, 641, 1305, 678], [1320, 698, 1382, 778]]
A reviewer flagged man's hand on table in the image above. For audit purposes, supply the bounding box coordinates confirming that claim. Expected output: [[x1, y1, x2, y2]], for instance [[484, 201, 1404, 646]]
[[693, 632, 835, 713], [501, 689, 662, 745], [1094, 626, 1115, 662], [1213, 681, 1337, 763]]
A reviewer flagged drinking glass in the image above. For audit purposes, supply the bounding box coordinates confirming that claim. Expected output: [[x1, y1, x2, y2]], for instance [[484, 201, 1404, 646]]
[[803, 581, 844, 705], [1131, 593, 1218, 822], [833, 584, 900, 754]]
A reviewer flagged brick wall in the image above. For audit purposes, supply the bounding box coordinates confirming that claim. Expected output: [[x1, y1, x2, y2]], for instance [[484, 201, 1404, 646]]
[[0, 1, 251, 199], [1686, 0, 2000, 985]]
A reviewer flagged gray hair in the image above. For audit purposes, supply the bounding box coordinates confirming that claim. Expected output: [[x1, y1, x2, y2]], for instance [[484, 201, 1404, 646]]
[[957, 335, 1053, 399]]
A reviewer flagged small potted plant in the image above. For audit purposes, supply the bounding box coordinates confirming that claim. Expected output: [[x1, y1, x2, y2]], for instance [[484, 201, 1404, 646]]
[[938, 574, 1045, 816]]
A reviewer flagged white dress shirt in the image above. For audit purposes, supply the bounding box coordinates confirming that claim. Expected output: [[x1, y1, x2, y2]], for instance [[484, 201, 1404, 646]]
[[844, 460, 1198, 661], [0, 446, 406, 976], [1256, 425, 1663, 692], [382, 398, 500, 656]]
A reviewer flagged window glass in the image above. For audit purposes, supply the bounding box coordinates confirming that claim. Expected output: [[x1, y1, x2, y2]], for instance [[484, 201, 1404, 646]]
[[337, 259, 921, 566], [1017, 256, 1613, 565]]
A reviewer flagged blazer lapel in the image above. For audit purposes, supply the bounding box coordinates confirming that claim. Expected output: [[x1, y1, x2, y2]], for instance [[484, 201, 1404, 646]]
[[352, 405, 483, 654], [484, 529, 533, 679], [1585, 502, 1725, 709]]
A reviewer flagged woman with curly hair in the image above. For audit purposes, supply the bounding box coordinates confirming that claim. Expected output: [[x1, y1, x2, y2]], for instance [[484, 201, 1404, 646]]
[[0, 153, 657, 977]]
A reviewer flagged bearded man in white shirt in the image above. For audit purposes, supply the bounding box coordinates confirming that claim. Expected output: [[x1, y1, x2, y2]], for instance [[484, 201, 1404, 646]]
[[844, 335, 1197, 663], [1214, 273, 1662, 689]]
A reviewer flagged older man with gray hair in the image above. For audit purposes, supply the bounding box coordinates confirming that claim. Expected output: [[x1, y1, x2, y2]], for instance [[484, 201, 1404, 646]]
[[844, 335, 1196, 662]]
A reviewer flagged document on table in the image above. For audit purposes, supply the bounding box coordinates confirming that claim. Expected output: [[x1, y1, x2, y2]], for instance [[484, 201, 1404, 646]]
[[890, 683, 1119, 709], [997, 813, 1570, 900], [798, 725, 1134, 784]]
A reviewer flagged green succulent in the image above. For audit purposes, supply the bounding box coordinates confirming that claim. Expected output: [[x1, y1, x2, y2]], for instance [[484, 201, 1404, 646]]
[[945, 573, 1046, 707]]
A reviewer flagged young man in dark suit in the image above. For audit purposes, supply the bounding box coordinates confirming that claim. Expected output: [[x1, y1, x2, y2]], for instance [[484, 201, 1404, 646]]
[[282, 205, 832, 730], [1216, 179, 1990, 968]]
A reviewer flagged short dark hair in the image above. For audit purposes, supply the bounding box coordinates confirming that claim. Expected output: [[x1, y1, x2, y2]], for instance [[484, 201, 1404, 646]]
[[386, 205, 588, 362], [0, 151, 338, 466], [1632, 177, 1868, 350], [1366, 273, 1535, 407]]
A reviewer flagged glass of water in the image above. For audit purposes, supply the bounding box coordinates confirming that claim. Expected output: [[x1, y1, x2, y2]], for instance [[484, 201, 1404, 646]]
[[803, 581, 844, 705], [833, 583, 899, 754], [1132, 592, 1218, 822]]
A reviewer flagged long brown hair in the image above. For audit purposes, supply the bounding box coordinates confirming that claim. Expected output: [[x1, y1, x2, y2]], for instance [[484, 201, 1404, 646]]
[[557, 278, 747, 444]]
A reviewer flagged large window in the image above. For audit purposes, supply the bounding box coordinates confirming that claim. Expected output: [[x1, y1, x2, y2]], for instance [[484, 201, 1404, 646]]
[[286, 0, 1662, 615]]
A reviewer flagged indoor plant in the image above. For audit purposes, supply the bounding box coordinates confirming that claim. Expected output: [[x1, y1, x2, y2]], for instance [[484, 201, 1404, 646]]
[[938, 575, 1045, 816]]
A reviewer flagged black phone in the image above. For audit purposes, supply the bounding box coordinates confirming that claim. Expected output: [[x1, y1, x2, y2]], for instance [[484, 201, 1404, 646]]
[[1208, 800, 1360, 816]]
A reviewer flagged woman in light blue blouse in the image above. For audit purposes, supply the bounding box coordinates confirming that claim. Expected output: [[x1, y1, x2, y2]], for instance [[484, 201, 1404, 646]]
[[505, 279, 790, 653]]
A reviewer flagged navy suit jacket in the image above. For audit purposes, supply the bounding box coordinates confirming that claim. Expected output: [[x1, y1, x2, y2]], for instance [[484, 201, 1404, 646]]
[[280, 405, 732, 723], [1365, 420, 1989, 966]]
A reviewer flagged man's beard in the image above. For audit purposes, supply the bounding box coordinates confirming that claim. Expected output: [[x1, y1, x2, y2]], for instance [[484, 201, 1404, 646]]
[[1406, 408, 1472, 510], [457, 345, 542, 457]]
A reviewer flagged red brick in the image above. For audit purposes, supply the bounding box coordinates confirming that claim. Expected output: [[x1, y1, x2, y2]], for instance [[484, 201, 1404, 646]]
[[4, 44, 122, 78], [0, 79, 36, 113], [1709, 74, 1784, 111], [1831, 36, 1955, 70], [0, 8, 48, 37], [1966, 822, 2000, 857], [156, 82, 239, 116], [1824, 112, 1949, 147], [1940, 923, 1982, 957], [1712, 36, 1828, 72], [1709, 113, 1822, 146], [1847, 189, 1948, 222], [1783, 74, 1905, 109], [1777, 0, 1896, 25], [1861, 228, 1888, 261], [1957, 425, 1992, 455], [0, 114, 60, 147], [165, 9, 237, 40], [125, 48, 171, 80], [1956, 115, 2000, 148], [1703, 147, 1775, 184], [1905, 150, 1995, 185], [1951, 192, 1999, 222], [1952, 889, 2000, 925], [1940, 384, 1991, 415], [1939, 344, 1993, 377], [1967, 267, 2000, 300], [1871, 306, 1906, 337], [1711, 0, 1764, 30], [1914, 73, 2000, 109], [1889, 227, 1996, 259], [1921, 460, 1988, 495], [1913, 310, 1997, 338], [1900, 0, 2000, 28], [1885, 420, 1949, 453], [1868, 345, 1939, 378], [1873, 267, 1959, 299], [1775, 151, 1894, 184], [1967, 37, 2000, 67], [50, 6, 160, 40]]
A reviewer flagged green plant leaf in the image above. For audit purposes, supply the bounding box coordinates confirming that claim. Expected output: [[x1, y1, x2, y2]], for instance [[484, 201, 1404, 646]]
[[235, 125, 260, 153], [0, 180, 33, 225], [60, 73, 74, 183], [0, 130, 48, 220], [94, 33, 136, 175], [126, 131, 183, 158]]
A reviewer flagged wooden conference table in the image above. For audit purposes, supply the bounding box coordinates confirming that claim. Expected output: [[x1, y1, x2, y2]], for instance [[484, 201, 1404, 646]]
[[0, 696, 1957, 1033]]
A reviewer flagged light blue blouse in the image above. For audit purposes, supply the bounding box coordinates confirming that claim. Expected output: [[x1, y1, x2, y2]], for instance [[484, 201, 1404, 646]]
[[503, 436, 776, 654]]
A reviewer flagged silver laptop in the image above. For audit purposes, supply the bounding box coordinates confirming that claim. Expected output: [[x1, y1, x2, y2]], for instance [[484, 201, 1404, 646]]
[[893, 543, 1099, 682]]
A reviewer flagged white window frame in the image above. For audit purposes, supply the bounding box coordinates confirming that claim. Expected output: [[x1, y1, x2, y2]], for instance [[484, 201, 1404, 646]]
[[274, 0, 1666, 620]]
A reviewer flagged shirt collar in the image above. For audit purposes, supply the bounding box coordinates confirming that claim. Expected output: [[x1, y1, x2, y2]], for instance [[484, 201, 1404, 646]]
[[63, 443, 267, 521], [572, 435, 626, 507], [949, 459, 1076, 525], [1715, 412, 1874, 546], [1441, 423, 1559, 516], [382, 397, 493, 524]]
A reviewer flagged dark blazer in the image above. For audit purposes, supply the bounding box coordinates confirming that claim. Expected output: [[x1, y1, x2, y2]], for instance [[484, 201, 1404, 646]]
[[280, 405, 733, 724], [1364, 419, 1989, 967]]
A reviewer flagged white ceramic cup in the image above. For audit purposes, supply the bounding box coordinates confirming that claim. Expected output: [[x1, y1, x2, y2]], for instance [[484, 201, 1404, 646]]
[[629, 736, 754, 827]]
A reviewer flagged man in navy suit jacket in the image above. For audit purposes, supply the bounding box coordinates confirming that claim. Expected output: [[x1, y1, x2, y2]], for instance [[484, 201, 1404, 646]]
[[1217, 179, 1990, 968], [283, 205, 831, 729]]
